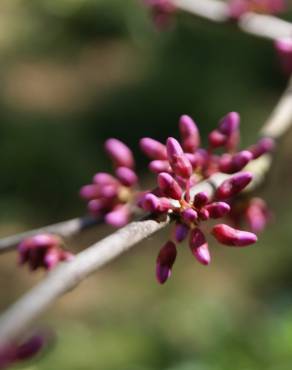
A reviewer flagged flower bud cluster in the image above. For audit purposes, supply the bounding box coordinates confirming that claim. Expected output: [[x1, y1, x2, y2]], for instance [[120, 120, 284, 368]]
[[138, 113, 274, 283], [80, 139, 141, 228], [18, 234, 73, 271]]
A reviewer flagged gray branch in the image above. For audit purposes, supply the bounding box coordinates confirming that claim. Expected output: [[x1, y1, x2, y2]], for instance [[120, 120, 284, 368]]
[[0, 216, 99, 254]]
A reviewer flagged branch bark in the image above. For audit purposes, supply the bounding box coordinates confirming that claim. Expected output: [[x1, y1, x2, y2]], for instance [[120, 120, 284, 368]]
[[173, 0, 292, 40], [0, 216, 99, 254]]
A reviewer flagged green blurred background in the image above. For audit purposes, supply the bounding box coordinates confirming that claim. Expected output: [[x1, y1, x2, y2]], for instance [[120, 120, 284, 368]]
[[0, 1, 292, 369]]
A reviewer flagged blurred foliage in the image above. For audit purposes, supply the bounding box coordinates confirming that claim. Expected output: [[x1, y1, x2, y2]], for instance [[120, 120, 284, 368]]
[[0, 1, 292, 370]]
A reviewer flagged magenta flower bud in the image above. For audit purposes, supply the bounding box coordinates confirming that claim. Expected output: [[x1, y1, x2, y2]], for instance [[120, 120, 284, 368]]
[[248, 137, 275, 159], [140, 193, 160, 213], [215, 172, 253, 200], [218, 112, 240, 135], [205, 202, 231, 219], [156, 241, 177, 284], [179, 115, 200, 152], [149, 160, 172, 174], [140, 193, 172, 213], [174, 222, 189, 243], [181, 208, 198, 224], [166, 137, 192, 178], [44, 248, 60, 270], [140, 138, 167, 160], [193, 191, 209, 209], [198, 208, 210, 221], [157, 172, 183, 200], [189, 228, 210, 265], [79, 184, 100, 200], [245, 198, 270, 233], [208, 130, 227, 149], [99, 184, 119, 199], [105, 205, 130, 227], [105, 138, 135, 169], [275, 37, 292, 75], [115, 167, 138, 187], [92, 172, 118, 185], [87, 198, 108, 215], [15, 334, 46, 361], [219, 150, 252, 174], [212, 224, 257, 246]]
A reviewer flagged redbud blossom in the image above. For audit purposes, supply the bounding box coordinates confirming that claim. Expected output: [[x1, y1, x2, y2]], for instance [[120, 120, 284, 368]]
[[116, 167, 138, 187], [156, 241, 177, 284], [149, 159, 172, 174], [166, 138, 192, 178], [216, 172, 253, 200], [0, 335, 47, 369], [219, 150, 252, 174], [212, 224, 257, 246], [245, 198, 270, 233], [189, 228, 211, 265], [174, 222, 189, 243], [179, 115, 200, 152], [248, 137, 275, 159], [105, 139, 135, 169], [275, 38, 292, 75], [18, 234, 73, 271], [205, 202, 231, 219], [157, 172, 183, 200], [140, 138, 167, 160]]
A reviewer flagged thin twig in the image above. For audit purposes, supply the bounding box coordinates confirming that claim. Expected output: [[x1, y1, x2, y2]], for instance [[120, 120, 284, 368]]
[[173, 0, 292, 40], [0, 216, 99, 254]]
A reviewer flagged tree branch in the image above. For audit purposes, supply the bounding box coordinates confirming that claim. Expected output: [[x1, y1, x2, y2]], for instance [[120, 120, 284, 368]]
[[173, 0, 292, 40], [0, 216, 100, 255]]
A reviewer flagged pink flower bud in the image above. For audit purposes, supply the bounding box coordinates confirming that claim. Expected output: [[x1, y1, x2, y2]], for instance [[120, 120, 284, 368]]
[[179, 115, 200, 152], [92, 172, 118, 185], [193, 192, 209, 209], [219, 150, 252, 174], [212, 224, 257, 246], [215, 172, 253, 200], [105, 205, 130, 227], [79, 184, 100, 200], [156, 241, 177, 284], [248, 137, 275, 159], [174, 222, 189, 242], [218, 112, 240, 135], [44, 248, 61, 270], [166, 137, 192, 178], [99, 184, 119, 199], [275, 37, 292, 75], [181, 208, 198, 224], [87, 198, 109, 216], [245, 198, 270, 233], [15, 334, 46, 361], [189, 228, 210, 265], [140, 138, 167, 160], [157, 172, 183, 200], [105, 139, 135, 169], [149, 160, 172, 174], [198, 208, 210, 221], [140, 193, 172, 213], [205, 202, 231, 219], [208, 130, 227, 149], [116, 167, 138, 187]]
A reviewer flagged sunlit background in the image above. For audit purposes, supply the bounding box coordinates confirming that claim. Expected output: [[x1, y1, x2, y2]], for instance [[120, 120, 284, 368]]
[[0, 1, 292, 369]]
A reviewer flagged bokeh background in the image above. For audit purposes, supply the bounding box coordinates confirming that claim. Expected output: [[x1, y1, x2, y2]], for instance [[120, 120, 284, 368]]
[[0, 1, 292, 369]]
